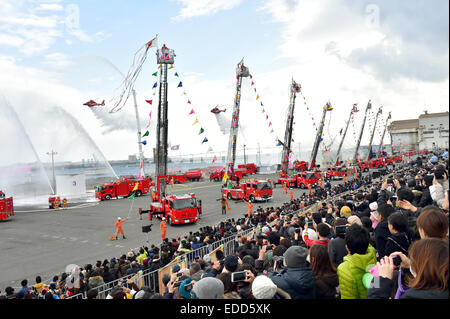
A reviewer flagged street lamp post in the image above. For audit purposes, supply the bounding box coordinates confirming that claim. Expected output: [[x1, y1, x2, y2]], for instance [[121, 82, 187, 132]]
[[47, 150, 57, 195]]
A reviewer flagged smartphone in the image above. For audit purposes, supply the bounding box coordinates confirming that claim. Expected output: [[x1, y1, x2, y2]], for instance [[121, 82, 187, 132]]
[[387, 178, 393, 184], [184, 282, 193, 292], [231, 271, 248, 282], [392, 255, 402, 267], [266, 245, 273, 250]]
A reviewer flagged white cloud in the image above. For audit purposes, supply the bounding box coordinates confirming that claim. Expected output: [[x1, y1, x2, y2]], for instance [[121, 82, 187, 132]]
[[172, 0, 243, 21], [34, 3, 64, 12]]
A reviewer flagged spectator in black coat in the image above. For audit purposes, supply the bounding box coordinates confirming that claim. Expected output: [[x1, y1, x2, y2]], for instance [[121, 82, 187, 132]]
[[374, 204, 395, 260]]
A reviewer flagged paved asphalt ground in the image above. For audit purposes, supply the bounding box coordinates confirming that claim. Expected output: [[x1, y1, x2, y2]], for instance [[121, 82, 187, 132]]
[[0, 172, 342, 289]]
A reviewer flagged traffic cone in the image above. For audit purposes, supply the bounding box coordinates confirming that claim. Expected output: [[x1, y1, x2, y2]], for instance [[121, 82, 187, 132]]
[[110, 236, 115, 241]]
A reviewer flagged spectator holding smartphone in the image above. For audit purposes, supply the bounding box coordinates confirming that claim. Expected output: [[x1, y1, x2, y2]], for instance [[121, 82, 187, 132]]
[[367, 239, 448, 299], [328, 218, 349, 267], [310, 244, 339, 299]]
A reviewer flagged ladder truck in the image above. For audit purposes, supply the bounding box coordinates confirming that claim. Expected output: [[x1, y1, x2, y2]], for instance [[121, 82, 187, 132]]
[[367, 105, 383, 160], [281, 79, 301, 174], [309, 102, 334, 171], [353, 100, 372, 163], [138, 44, 202, 224]]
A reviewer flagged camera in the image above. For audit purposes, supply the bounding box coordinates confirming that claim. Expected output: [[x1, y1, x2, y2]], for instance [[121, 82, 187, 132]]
[[392, 255, 402, 267], [335, 225, 347, 235], [231, 271, 248, 282]]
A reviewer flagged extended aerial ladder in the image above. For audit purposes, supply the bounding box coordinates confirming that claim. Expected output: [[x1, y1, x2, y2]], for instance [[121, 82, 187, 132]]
[[335, 103, 359, 165], [155, 44, 175, 198], [353, 100, 372, 163], [225, 58, 250, 179], [367, 106, 383, 160], [309, 102, 333, 170], [281, 79, 301, 173], [378, 111, 392, 158]]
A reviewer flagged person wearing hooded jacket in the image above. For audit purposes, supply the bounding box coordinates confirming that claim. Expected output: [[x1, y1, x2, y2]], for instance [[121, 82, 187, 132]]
[[268, 246, 316, 299], [337, 224, 377, 299]]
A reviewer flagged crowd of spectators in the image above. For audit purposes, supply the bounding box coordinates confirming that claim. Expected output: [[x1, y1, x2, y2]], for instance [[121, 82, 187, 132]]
[[1, 150, 448, 300]]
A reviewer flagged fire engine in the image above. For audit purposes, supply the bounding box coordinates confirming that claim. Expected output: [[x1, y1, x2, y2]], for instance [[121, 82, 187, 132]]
[[0, 191, 14, 221], [140, 176, 202, 225], [222, 180, 273, 202], [184, 169, 203, 182], [48, 196, 62, 209], [325, 166, 346, 180], [293, 160, 309, 171], [356, 160, 373, 172], [237, 163, 258, 174], [166, 172, 187, 184], [295, 171, 319, 189], [209, 168, 248, 182], [369, 157, 385, 168], [384, 155, 403, 165], [95, 176, 154, 200]]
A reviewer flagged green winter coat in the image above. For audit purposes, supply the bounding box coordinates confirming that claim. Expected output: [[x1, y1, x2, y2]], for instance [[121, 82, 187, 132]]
[[337, 245, 377, 299]]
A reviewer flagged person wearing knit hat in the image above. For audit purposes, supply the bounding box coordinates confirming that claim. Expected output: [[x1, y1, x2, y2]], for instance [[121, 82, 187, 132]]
[[269, 246, 316, 299], [192, 277, 224, 299], [369, 202, 380, 229], [347, 215, 362, 226], [340, 206, 352, 218], [224, 255, 239, 272], [251, 275, 278, 299]]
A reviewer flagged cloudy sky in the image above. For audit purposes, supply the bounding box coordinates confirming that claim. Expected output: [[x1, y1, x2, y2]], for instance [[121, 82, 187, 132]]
[[0, 0, 448, 166]]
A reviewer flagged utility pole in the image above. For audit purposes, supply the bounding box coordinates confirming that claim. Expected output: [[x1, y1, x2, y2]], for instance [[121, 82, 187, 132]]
[[378, 111, 392, 157], [155, 44, 175, 198], [225, 58, 249, 178], [335, 103, 358, 165], [353, 100, 372, 163], [367, 106, 383, 160], [281, 79, 301, 172], [309, 102, 333, 170], [243, 144, 247, 164], [46, 150, 57, 195]]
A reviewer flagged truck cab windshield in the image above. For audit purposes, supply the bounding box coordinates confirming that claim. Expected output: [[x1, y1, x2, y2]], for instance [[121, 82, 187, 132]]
[[173, 198, 197, 209], [257, 182, 272, 190]]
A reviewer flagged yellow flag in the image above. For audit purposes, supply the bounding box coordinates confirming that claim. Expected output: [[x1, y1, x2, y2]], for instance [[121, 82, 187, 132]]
[[222, 173, 229, 182], [169, 65, 174, 69], [158, 65, 161, 69], [193, 118, 199, 125], [256, 95, 260, 100], [132, 182, 139, 192], [146, 121, 151, 128]]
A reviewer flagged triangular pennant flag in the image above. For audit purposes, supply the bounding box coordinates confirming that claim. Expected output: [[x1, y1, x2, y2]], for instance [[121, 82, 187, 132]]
[[256, 95, 260, 100], [159, 54, 164, 60], [269, 122, 272, 127], [199, 127, 204, 135], [142, 131, 149, 137], [212, 155, 217, 163], [250, 74, 253, 79], [165, 54, 171, 60], [202, 137, 208, 144], [187, 100, 191, 104], [158, 65, 161, 69], [141, 140, 147, 145], [189, 109, 195, 115], [152, 82, 157, 89], [251, 81, 254, 86], [152, 71, 158, 76], [146, 121, 151, 128], [177, 81, 183, 88], [232, 121, 236, 128], [174, 72, 179, 77], [145, 100, 152, 105], [149, 111, 152, 119], [222, 172, 228, 182], [192, 118, 199, 125], [169, 65, 174, 69], [266, 115, 268, 120]]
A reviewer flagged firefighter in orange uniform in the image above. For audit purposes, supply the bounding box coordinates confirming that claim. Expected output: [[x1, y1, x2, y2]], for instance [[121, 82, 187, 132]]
[[160, 217, 167, 241], [62, 198, 68, 209], [115, 217, 126, 240], [308, 184, 312, 196], [244, 199, 254, 217], [54, 197, 60, 210], [283, 182, 287, 194], [290, 188, 294, 201]]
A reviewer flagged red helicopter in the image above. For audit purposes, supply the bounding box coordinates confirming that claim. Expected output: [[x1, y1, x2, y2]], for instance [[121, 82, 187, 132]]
[[210, 106, 226, 114], [83, 100, 105, 107]]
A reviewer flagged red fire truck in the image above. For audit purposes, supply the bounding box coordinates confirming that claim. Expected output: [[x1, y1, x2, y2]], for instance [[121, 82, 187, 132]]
[[209, 168, 248, 182], [356, 160, 372, 172], [166, 172, 187, 184], [295, 171, 319, 189], [222, 180, 273, 202], [293, 160, 309, 171], [184, 169, 203, 182], [95, 176, 154, 200], [48, 196, 62, 209], [325, 166, 346, 180], [142, 176, 202, 225], [369, 157, 385, 168], [0, 191, 14, 221], [385, 155, 403, 165], [237, 163, 258, 174]]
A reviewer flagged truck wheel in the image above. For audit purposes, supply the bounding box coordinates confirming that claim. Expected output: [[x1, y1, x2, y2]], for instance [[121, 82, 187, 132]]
[[249, 195, 255, 203], [136, 190, 142, 197], [227, 193, 232, 200], [168, 216, 173, 226], [105, 195, 111, 200], [364, 168, 369, 172]]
